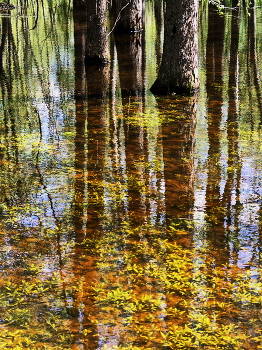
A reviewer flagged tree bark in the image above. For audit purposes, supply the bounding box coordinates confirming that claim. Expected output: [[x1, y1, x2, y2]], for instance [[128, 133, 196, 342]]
[[114, 31, 145, 96], [86, 0, 110, 65], [111, 0, 144, 33], [150, 0, 199, 95]]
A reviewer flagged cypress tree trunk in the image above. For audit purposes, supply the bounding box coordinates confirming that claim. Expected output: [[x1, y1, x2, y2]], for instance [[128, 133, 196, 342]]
[[86, 0, 110, 65], [111, 0, 144, 33], [114, 31, 145, 96], [150, 0, 199, 95]]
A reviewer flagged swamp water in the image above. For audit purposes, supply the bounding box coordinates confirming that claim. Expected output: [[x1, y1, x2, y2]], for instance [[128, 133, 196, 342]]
[[1, 1, 262, 349]]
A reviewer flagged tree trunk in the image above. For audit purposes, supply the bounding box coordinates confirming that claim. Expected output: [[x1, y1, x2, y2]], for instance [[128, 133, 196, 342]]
[[86, 0, 110, 65], [111, 0, 144, 33], [114, 31, 145, 96], [150, 0, 199, 95]]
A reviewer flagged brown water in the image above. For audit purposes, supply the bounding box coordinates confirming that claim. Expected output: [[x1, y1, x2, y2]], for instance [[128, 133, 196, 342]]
[[1, 1, 262, 349]]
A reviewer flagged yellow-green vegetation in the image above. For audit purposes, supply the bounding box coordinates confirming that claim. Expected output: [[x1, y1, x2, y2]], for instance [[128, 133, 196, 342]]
[[81, 225, 262, 350], [2, 221, 262, 349]]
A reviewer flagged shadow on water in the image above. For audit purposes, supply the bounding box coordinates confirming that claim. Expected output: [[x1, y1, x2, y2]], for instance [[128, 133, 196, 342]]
[[1, 0, 262, 349]]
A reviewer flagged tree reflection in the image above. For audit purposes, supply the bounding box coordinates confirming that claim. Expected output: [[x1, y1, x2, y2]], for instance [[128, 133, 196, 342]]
[[161, 97, 196, 229], [0, 2, 77, 348], [204, 4, 262, 267], [73, 0, 87, 243], [114, 30, 146, 225], [205, 6, 230, 264], [72, 4, 111, 347], [222, 7, 241, 261]]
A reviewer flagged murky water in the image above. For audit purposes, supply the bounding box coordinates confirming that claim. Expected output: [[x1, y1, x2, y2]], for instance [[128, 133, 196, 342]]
[[1, 1, 262, 349]]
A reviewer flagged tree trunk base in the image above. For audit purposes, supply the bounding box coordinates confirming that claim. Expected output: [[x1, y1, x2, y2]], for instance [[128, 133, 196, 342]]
[[150, 80, 198, 96]]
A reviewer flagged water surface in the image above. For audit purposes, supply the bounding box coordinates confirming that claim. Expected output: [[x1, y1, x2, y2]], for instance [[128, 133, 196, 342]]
[[1, 1, 262, 349]]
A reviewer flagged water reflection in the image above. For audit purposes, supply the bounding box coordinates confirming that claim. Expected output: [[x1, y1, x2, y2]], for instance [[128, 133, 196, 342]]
[[195, 5, 262, 270], [1, 1, 262, 349]]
